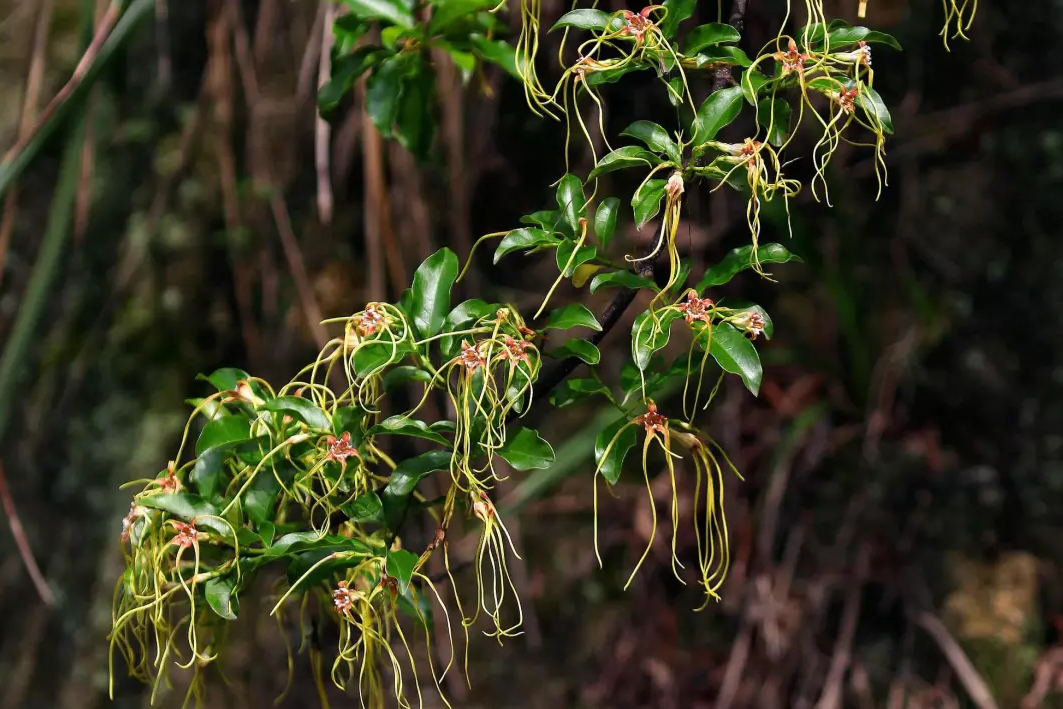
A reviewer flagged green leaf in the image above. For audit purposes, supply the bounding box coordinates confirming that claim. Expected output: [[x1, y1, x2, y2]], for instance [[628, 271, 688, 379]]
[[352, 341, 414, 377], [595, 419, 638, 484], [441, 299, 499, 359], [856, 84, 893, 134], [740, 69, 770, 105], [332, 406, 368, 442], [589, 270, 656, 293], [631, 309, 683, 370], [369, 415, 451, 446], [620, 120, 681, 165], [684, 22, 741, 53], [395, 58, 436, 159], [549, 378, 611, 407], [345, 0, 415, 28], [757, 98, 792, 147], [261, 396, 332, 431], [692, 85, 744, 146], [632, 179, 667, 230], [383, 365, 433, 392], [544, 303, 602, 331], [824, 25, 902, 50], [706, 323, 762, 395], [200, 367, 251, 393], [191, 448, 227, 500], [265, 531, 371, 560], [696, 242, 803, 292], [587, 146, 660, 180], [196, 415, 252, 456], [494, 227, 560, 263], [552, 338, 601, 365], [555, 240, 597, 277], [498, 427, 555, 471], [695, 46, 752, 67], [409, 247, 459, 337], [386, 549, 419, 595], [520, 209, 564, 232], [584, 62, 650, 87], [366, 52, 414, 135], [138, 493, 233, 539], [384, 451, 452, 497], [592, 197, 620, 250], [429, 0, 495, 32], [469, 35, 521, 80], [245, 462, 294, 525], [555, 174, 586, 233], [340, 492, 385, 525], [551, 8, 613, 31], [319, 46, 385, 114], [205, 576, 239, 620], [659, 0, 695, 37]]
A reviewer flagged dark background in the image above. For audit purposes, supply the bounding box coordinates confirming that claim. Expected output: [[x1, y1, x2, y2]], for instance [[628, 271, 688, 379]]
[[1, 0, 1062, 707]]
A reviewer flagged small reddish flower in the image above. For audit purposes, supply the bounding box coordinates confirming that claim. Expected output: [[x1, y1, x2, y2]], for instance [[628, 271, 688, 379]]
[[472, 491, 495, 522], [120, 503, 144, 543], [171, 521, 199, 549], [620, 8, 655, 43], [159, 462, 181, 494], [379, 571, 398, 598], [665, 172, 685, 201], [573, 54, 603, 82], [326, 431, 358, 468], [459, 341, 485, 372], [333, 580, 354, 613], [775, 39, 808, 76], [358, 304, 385, 336], [836, 86, 859, 113], [427, 525, 446, 551], [499, 335, 530, 365], [637, 400, 668, 435], [678, 292, 714, 325], [733, 311, 767, 340]]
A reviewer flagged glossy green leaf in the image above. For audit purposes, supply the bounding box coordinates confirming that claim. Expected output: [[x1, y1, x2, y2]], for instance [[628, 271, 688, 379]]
[[244, 463, 290, 525], [659, 0, 695, 38], [593, 197, 620, 250], [520, 209, 564, 232], [620, 121, 681, 165], [740, 69, 770, 105], [631, 309, 683, 370], [196, 415, 252, 456], [595, 419, 638, 485], [205, 576, 239, 620], [549, 378, 611, 407], [429, 0, 494, 32], [587, 145, 661, 180], [366, 53, 414, 135], [494, 228, 560, 263], [551, 8, 613, 31], [340, 492, 385, 525], [441, 299, 499, 359], [386, 549, 419, 595], [498, 427, 555, 471], [265, 531, 371, 560], [589, 270, 656, 293], [345, 0, 415, 28], [584, 62, 649, 87], [632, 179, 667, 230], [706, 323, 762, 395], [394, 58, 436, 159], [757, 98, 792, 147], [261, 396, 332, 431], [352, 341, 414, 376], [332, 406, 368, 442], [200, 367, 251, 394], [409, 247, 459, 337], [695, 46, 752, 67], [319, 46, 386, 114], [369, 415, 451, 446], [544, 304, 602, 331], [684, 22, 741, 53], [692, 85, 744, 146], [696, 242, 803, 292], [138, 493, 233, 539], [556, 174, 587, 233], [383, 365, 433, 392], [469, 35, 521, 80], [190, 448, 226, 500], [856, 84, 893, 134], [552, 338, 601, 365], [384, 451, 452, 497], [555, 240, 597, 277]]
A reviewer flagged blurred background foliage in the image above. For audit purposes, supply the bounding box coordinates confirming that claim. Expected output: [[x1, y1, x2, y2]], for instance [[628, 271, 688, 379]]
[[1, 0, 1063, 707]]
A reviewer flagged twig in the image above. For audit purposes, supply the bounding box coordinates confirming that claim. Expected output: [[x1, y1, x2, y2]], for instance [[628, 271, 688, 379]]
[[315, 1, 336, 224], [0, 0, 53, 293], [729, 0, 750, 33], [0, 459, 53, 606], [0, 1, 118, 167], [815, 544, 870, 709], [915, 611, 999, 709]]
